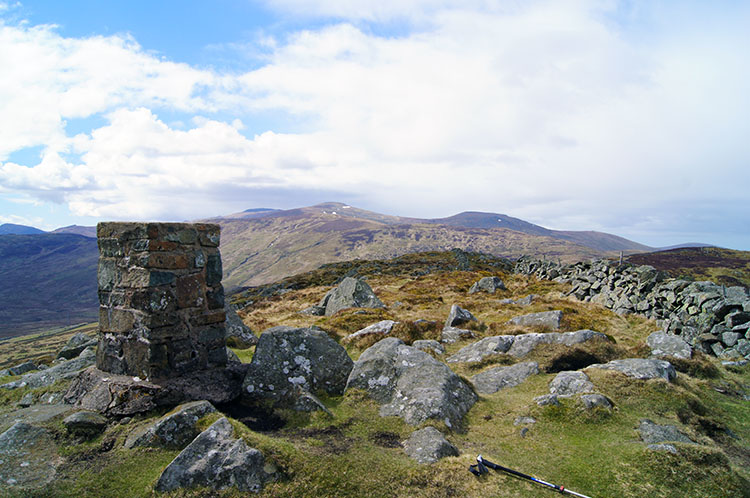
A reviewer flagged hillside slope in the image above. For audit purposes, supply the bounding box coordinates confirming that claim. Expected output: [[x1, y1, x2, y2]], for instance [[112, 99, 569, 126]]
[[0, 234, 98, 339]]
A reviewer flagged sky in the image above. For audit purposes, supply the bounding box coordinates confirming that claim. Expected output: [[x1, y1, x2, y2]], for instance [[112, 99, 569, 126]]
[[0, 0, 748, 249]]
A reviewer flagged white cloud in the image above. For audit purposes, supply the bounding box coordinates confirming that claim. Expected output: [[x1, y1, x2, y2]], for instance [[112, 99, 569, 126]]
[[1, 1, 749, 247]]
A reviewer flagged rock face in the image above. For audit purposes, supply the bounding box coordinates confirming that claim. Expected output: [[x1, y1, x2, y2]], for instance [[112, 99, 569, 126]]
[[2, 347, 96, 390], [155, 417, 270, 493], [342, 320, 397, 343], [63, 411, 108, 438], [0, 422, 61, 489], [243, 326, 353, 410], [124, 400, 217, 449], [96, 222, 227, 379], [514, 257, 750, 359], [508, 310, 562, 330], [346, 338, 477, 428], [647, 331, 692, 360], [58, 332, 97, 360], [470, 361, 539, 394], [319, 277, 384, 316], [225, 304, 258, 347], [549, 371, 594, 396], [469, 276, 506, 294], [638, 419, 695, 445], [447, 336, 514, 363], [587, 358, 676, 382], [402, 427, 459, 464], [445, 304, 477, 328]]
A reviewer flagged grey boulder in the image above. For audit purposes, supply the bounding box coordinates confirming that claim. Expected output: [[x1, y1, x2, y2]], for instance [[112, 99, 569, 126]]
[[0, 422, 61, 489], [346, 338, 477, 428], [343, 320, 397, 343], [440, 326, 475, 343], [125, 400, 217, 449], [586, 358, 676, 382], [638, 419, 695, 445], [507, 330, 608, 358], [647, 332, 692, 360], [225, 304, 258, 347], [412, 340, 445, 355], [445, 304, 478, 328], [63, 411, 108, 437], [469, 276, 506, 294], [580, 394, 613, 410], [155, 417, 270, 493], [508, 310, 562, 330], [447, 335, 515, 363], [319, 277, 384, 316], [57, 332, 97, 360], [471, 361, 539, 394], [549, 371, 594, 396], [1, 347, 96, 390], [403, 427, 459, 464], [243, 326, 353, 411], [7, 361, 38, 376]]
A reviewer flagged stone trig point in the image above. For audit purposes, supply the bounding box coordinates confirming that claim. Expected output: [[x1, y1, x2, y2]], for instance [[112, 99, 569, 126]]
[[66, 222, 246, 416], [97, 222, 227, 379]]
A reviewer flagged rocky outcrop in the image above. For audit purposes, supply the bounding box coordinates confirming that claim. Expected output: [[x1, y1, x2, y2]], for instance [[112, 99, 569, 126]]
[[242, 326, 353, 411], [586, 358, 676, 382], [412, 340, 445, 355], [124, 400, 217, 449], [549, 371, 594, 396], [647, 331, 692, 360], [5, 361, 39, 376], [225, 304, 258, 347], [469, 276, 506, 294], [0, 422, 61, 489], [57, 332, 97, 360], [508, 310, 562, 330], [445, 304, 477, 328], [638, 419, 695, 446], [318, 277, 385, 316], [346, 338, 477, 428], [402, 427, 459, 464], [2, 347, 96, 390], [155, 417, 271, 493], [470, 361, 539, 394], [447, 335, 515, 363], [515, 257, 750, 359], [440, 326, 474, 343], [342, 320, 397, 343]]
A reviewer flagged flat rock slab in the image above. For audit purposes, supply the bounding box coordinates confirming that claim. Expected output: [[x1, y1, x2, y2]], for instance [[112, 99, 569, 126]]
[[638, 419, 695, 445], [346, 338, 477, 429], [448, 330, 609, 362], [647, 332, 692, 360], [440, 326, 475, 344], [243, 326, 353, 411], [471, 361, 539, 394], [586, 358, 676, 382], [0, 422, 62, 489], [343, 320, 397, 343], [1, 348, 96, 390], [403, 427, 459, 464], [447, 336, 515, 363], [0, 404, 74, 433], [549, 371, 594, 396], [125, 400, 217, 449], [57, 332, 97, 360], [155, 417, 271, 493], [508, 310, 562, 330]]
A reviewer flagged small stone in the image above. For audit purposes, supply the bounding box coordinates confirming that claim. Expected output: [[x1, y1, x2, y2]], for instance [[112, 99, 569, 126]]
[[402, 427, 459, 464], [535, 394, 560, 406], [580, 393, 613, 410], [513, 416, 536, 426]]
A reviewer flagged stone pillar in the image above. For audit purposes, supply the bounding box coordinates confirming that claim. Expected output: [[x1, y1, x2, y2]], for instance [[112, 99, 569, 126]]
[[96, 222, 227, 379]]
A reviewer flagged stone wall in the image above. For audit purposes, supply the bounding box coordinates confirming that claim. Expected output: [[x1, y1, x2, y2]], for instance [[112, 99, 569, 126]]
[[515, 257, 750, 360], [96, 222, 227, 379]]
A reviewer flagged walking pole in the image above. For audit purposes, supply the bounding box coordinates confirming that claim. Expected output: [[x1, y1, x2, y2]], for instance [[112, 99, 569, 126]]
[[469, 455, 592, 498]]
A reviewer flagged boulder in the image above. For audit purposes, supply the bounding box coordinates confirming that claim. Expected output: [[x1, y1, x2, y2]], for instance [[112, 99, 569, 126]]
[[225, 304, 258, 347], [124, 400, 217, 449], [1, 347, 96, 390], [469, 276, 506, 294], [0, 422, 61, 489], [402, 427, 459, 464], [7, 361, 38, 376], [319, 277, 384, 316], [507, 330, 608, 358], [243, 326, 353, 411], [638, 419, 695, 445], [647, 332, 692, 360], [470, 361, 539, 394], [447, 336, 515, 363], [586, 358, 676, 382], [17, 392, 35, 407], [155, 417, 271, 493], [412, 340, 445, 355], [549, 371, 594, 396], [57, 332, 97, 360], [227, 347, 242, 363], [508, 310, 563, 330], [445, 304, 477, 328], [342, 320, 397, 343], [63, 411, 108, 438], [440, 326, 475, 343], [346, 338, 477, 428], [580, 394, 613, 410], [534, 394, 560, 406]]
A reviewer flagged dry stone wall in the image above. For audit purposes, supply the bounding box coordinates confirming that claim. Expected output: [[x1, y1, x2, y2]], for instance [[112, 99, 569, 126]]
[[96, 222, 227, 379], [515, 257, 750, 359]]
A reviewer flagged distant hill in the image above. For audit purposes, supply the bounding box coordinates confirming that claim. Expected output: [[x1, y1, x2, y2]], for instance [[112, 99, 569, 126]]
[[51, 225, 96, 238], [625, 246, 750, 287], [0, 223, 45, 235], [0, 233, 98, 339], [208, 202, 651, 290]]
